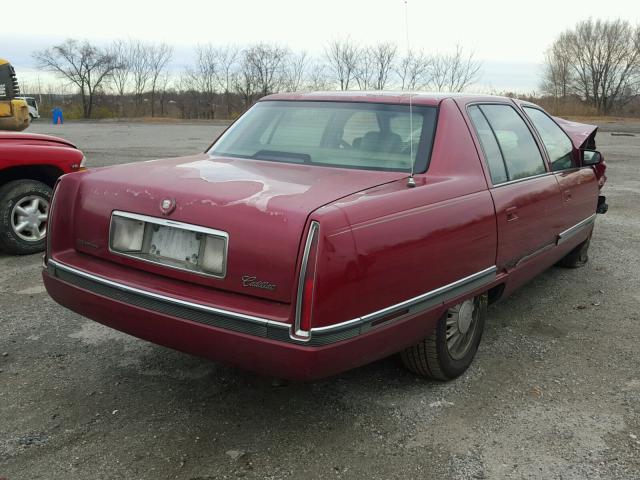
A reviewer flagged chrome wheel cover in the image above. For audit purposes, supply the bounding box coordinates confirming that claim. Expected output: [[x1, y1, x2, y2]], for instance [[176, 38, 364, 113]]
[[10, 195, 49, 242], [445, 298, 478, 360]]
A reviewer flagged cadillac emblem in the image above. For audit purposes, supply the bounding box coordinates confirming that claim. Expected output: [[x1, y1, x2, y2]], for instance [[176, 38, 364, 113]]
[[160, 198, 176, 215]]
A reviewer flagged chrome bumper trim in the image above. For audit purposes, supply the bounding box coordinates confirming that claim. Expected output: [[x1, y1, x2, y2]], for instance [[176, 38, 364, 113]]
[[48, 259, 281, 327], [46, 259, 496, 346], [557, 213, 596, 245]]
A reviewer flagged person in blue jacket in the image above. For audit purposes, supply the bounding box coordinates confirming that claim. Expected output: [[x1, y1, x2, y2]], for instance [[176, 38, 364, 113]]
[[52, 107, 64, 124]]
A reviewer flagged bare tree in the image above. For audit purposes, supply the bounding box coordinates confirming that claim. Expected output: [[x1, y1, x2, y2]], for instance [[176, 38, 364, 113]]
[[395, 49, 431, 90], [175, 73, 201, 119], [110, 40, 131, 97], [234, 56, 258, 110], [185, 44, 219, 119], [33, 39, 118, 118], [157, 72, 172, 116], [371, 43, 397, 90], [325, 38, 359, 90], [129, 40, 153, 114], [540, 33, 573, 99], [212, 45, 240, 116], [282, 51, 309, 91], [109, 39, 132, 115], [354, 47, 374, 90], [553, 19, 640, 114], [429, 45, 482, 92], [307, 63, 333, 91], [148, 43, 173, 117], [244, 43, 289, 97]]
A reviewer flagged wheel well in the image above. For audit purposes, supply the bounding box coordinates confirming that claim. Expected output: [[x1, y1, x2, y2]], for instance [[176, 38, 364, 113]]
[[0, 165, 63, 188], [488, 283, 505, 305]]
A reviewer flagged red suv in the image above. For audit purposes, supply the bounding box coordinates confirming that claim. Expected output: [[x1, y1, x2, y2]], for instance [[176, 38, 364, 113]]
[[0, 132, 85, 254]]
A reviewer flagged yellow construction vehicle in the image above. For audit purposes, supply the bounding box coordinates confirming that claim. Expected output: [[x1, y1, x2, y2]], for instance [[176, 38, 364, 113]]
[[0, 58, 29, 131]]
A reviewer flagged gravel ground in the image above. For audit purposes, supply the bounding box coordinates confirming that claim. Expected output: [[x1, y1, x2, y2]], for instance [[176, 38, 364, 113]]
[[1, 120, 639, 479]]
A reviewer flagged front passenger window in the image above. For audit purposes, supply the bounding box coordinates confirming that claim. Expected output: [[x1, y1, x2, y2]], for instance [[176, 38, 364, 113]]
[[523, 107, 574, 171], [478, 105, 546, 181]]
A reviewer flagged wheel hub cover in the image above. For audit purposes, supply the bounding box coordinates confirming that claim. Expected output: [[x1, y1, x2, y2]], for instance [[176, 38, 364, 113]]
[[456, 300, 474, 334], [26, 211, 40, 230]]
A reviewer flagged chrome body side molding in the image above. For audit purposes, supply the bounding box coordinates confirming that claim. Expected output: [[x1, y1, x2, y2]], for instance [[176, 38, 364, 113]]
[[557, 213, 596, 246], [46, 259, 497, 346]]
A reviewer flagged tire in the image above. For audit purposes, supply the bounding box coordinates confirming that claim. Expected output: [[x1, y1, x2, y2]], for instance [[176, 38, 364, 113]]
[[556, 231, 591, 268], [400, 293, 488, 381], [0, 179, 52, 255]]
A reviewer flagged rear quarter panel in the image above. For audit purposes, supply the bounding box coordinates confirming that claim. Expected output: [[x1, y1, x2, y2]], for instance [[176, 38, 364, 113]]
[[311, 98, 497, 328]]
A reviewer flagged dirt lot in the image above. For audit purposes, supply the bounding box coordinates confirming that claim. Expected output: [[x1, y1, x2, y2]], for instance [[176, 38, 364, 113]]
[[1, 120, 639, 479]]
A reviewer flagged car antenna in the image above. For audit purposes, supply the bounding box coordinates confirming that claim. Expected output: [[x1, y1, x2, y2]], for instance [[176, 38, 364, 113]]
[[404, 0, 416, 188]]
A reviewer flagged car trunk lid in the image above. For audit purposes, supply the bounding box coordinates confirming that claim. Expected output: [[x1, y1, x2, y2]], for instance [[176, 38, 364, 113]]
[[72, 154, 406, 303]]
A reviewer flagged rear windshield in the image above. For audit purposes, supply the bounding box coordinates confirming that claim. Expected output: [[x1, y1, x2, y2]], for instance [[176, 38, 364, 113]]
[[209, 101, 438, 172]]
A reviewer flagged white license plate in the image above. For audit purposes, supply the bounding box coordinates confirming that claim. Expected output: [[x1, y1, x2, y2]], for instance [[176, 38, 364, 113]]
[[149, 226, 201, 265]]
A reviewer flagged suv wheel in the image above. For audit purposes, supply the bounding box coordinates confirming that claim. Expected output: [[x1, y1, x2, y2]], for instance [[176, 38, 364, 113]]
[[0, 180, 52, 255]]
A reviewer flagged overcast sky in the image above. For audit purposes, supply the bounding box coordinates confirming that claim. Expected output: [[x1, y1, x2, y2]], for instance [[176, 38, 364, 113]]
[[3, 0, 640, 92]]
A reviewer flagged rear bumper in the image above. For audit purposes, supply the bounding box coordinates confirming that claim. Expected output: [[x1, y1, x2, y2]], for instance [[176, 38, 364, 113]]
[[43, 261, 443, 381]]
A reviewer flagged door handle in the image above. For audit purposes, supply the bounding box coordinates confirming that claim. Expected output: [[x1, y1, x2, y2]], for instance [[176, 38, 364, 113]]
[[506, 206, 519, 222], [563, 190, 572, 202]]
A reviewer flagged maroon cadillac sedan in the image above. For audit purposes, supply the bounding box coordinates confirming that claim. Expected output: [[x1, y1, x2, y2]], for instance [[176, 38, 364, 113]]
[[42, 92, 607, 381]]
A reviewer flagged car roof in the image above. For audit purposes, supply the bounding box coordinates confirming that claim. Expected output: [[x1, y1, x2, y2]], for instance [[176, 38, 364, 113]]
[[262, 91, 514, 106]]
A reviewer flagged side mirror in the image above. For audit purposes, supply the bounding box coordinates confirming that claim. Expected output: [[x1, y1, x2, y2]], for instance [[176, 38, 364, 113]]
[[582, 150, 603, 166]]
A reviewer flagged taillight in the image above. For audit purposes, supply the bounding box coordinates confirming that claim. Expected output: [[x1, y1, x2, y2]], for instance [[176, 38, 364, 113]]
[[294, 221, 320, 340]]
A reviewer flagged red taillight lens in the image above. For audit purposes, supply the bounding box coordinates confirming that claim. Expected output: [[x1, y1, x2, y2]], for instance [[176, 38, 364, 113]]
[[300, 277, 315, 332], [295, 222, 319, 339]]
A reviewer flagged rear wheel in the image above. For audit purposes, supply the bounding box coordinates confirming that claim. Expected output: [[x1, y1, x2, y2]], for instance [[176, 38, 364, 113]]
[[557, 231, 592, 268], [400, 294, 488, 380], [0, 180, 52, 255]]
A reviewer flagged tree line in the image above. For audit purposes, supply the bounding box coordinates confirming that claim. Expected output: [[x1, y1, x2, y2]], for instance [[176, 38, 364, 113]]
[[31, 38, 481, 119], [541, 18, 640, 115], [30, 18, 640, 120]]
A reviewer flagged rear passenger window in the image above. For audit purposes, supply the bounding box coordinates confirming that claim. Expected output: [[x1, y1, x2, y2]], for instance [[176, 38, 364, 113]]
[[468, 106, 508, 184], [523, 107, 574, 171]]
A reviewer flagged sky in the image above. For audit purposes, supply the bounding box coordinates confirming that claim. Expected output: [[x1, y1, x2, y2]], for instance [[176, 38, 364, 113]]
[[2, 0, 639, 92]]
